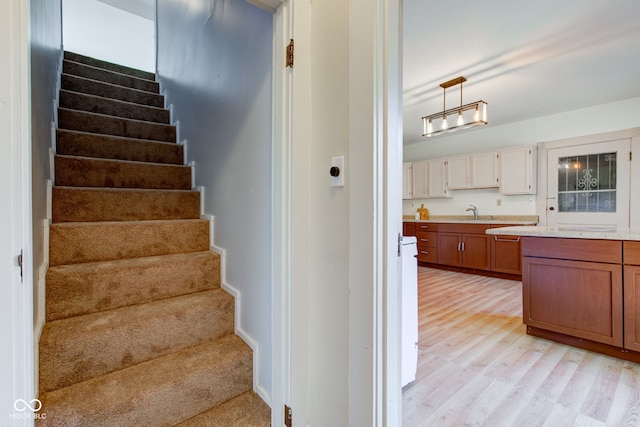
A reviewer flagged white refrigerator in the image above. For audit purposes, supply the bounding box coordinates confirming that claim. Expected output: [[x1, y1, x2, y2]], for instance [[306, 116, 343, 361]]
[[401, 236, 418, 387]]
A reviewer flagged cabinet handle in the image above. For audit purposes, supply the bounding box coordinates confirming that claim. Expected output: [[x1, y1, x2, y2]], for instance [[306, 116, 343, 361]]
[[420, 239, 429, 242], [420, 250, 429, 255], [461, 242, 465, 251], [457, 242, 461, 251], [493, 236, 521, 242], [419, 225, 429, 230]]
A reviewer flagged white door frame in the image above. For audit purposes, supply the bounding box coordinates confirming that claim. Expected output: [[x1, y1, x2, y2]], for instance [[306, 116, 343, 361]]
[[1, 0, 35, 425], [271, 0, 402, 425]]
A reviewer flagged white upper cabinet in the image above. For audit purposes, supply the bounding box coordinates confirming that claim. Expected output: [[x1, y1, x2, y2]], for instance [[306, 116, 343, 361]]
[[499, 146, 536, 195], [446, 155, 470, 189], [411, 160, 429, 198], [471, 151, 499, 188], [427, 158, 450, 198], [402, 162, 413, 199]]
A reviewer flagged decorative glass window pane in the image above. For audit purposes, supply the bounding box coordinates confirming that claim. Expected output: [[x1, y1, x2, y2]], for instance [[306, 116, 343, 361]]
[[557, 152, 616, 213]]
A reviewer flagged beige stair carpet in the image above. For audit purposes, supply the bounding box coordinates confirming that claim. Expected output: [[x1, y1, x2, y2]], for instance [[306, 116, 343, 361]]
[[37, 51, 270, 426]]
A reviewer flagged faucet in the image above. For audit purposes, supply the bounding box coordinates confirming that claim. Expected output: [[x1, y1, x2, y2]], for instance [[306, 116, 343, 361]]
[[466, 204, 479, 220]]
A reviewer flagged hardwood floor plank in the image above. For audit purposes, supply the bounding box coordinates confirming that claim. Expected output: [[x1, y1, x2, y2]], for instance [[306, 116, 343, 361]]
[[403, 266, 640, 427]]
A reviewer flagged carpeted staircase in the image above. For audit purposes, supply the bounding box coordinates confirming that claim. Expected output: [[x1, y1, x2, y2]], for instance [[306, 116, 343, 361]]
[[37, 51, 270, 426]]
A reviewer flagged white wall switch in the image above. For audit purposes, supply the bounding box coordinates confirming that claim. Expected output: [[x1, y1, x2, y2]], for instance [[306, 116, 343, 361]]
[[330, 156, 345, 187]]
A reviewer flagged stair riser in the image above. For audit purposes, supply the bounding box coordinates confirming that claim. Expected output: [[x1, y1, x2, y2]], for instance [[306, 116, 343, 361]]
[[56, 130, 183, 165], [39, 290, 234, 392], [46, 252, 220, 321], [58, 108, 176, 143], [49, 220, 210, 266], [37, 336, 253, 427], [60, 90, 170, 124], [64, 51, 155, 81], [63, 60, 159, 93], [62, 74, 164, 108], [52, 188, 199, 223], [55, 155, 191, 190]]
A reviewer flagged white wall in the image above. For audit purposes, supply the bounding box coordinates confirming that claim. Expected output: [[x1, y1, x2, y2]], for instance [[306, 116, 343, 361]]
[[62, 0, 154, 72], [403, 96, 640, 217], [156, 0, 273, 402], [30, 0, 63, 394]]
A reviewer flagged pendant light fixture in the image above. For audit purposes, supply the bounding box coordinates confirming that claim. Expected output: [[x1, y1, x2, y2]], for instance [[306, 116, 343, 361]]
[[422, 76, 487, 138]]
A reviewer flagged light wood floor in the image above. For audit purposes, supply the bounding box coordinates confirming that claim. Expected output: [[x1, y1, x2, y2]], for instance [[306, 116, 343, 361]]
[[402, 267, 640, 427]]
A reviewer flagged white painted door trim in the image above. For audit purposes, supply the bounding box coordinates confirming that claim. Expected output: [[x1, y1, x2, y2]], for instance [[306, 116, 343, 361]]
[[271, 0, 294, 425], [271, 0, 402, 425], [1, 0, 35, 425]]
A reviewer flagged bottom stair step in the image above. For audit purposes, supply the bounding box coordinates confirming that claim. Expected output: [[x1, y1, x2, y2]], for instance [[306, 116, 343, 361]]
[[175, 391, 270, 427], [37, 335, 253, 427]]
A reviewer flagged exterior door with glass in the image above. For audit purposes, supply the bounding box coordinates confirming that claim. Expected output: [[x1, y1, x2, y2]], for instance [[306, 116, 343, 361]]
[[546, 139, 631, 228]]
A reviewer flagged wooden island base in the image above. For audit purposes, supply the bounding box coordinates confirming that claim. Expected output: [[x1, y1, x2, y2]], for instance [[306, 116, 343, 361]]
[[527, 326, 640, 364]]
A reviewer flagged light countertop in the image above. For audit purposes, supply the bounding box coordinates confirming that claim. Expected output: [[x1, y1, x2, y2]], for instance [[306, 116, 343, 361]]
[[485, 225, 640, 241], [403, 215, 538, 226]]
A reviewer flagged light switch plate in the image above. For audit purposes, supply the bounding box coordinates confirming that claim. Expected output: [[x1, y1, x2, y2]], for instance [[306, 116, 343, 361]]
[[331, 156, 345, 187]]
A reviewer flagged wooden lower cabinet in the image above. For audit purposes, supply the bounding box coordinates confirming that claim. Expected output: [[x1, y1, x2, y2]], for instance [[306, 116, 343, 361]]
[[624, 265, 640, 352], [490, 234, 522, 275], [416, 230, 437, 263], [522, 255, 623, 347], [437, 224, 490, 271]]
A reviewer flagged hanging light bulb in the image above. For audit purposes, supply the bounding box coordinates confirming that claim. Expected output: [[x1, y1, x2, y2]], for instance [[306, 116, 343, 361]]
[[474, 106, 480, 122], [441, 115, 448, 130], [457, 110, 464, 126], [426, 118, 433, 135]]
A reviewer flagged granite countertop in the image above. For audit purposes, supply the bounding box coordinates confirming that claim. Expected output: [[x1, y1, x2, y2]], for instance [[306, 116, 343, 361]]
[[403, 215, 538, 225], [485, 225, 640, 241]]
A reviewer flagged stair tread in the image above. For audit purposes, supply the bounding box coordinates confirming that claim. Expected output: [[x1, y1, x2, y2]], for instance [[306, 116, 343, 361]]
[[49, 219, 210, 266], [64, 51, 156, 81], [54, 153, 190, 169], [53, 185, 197, 194], [57, 128, 178, 147], [40, 289, 234, 392], [38, 335, 253, 427], [60, 89, 170, 123], [62, 73, 164, 106], [63, 59, 159, 93], [46, 251, 220, 321], [58, 106, 173, 128], [175, 391, 270, 427]]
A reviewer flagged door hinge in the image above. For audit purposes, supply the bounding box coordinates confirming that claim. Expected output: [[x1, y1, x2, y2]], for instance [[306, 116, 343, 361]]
[[630, 151, 633, 161], [17, 250, 23, 281], [284, 404, 292, 427], [286, 39, 294, 68], [397, 233, 402, 257]]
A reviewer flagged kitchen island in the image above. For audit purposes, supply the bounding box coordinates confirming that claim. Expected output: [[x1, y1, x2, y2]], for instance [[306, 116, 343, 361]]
[[486, 225, 640, 362]]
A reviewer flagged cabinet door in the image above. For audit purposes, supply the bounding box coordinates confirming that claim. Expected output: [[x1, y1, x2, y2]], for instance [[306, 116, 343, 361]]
[[427, 159, 450, 198], [437, 233, 462, 266], [471, 151, 498, 188], [522, 256, 623, 346], [624, 265, 640, 352], [447, 155, 470, 189], [490, 235, 522, 275], [462, 233, 491, 270], [402, 162, 413, 199], [412, 160, 428, 198], [403, 222, 416, 236], [499, 146, 535, 195]]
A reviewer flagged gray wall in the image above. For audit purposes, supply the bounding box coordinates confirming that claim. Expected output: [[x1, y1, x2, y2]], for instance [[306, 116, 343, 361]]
[[156, 0, 273, 398], [31, 0, 62, 326]]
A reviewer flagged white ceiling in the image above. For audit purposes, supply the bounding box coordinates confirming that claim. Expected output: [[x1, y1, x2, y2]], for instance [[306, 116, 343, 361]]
[[403, 0, 640, 145]]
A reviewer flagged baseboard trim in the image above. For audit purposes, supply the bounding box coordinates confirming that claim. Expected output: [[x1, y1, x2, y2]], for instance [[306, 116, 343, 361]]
[[209, 239, 272, 407]]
